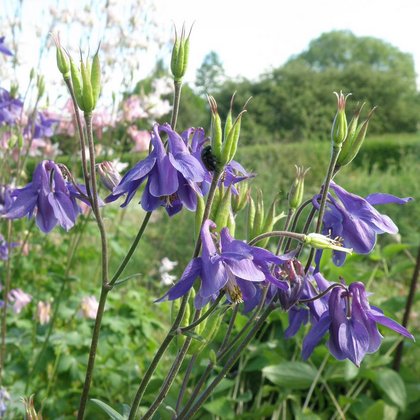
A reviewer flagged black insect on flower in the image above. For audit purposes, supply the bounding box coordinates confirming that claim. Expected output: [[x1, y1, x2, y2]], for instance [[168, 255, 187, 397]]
[[201, 145, 218, 172]]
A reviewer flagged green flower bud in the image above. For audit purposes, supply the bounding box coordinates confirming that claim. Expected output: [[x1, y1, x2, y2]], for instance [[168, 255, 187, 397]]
[[336, 106, 376, 168], [246, 196, 256, 241], [36, 75, 45, 99], [214, 187, 232, 232], [231, 182, 249, 214], [170, 25, 191, 82], [208, 95, 223, 165], [51, 33, 70, 79], [70, 58, 84, 110], [304, 233, 353, 254], [288, 166, 310, 210], [91, 45, 101, 108], [80, 54, 94, 112], [331, 91, 350, 146]]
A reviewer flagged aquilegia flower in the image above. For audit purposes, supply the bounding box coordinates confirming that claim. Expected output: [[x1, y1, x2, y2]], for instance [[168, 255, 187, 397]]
[[3, 160, 91, 233], [0, 185, 13, 216], [157, 219, 288, 309], [0, 234, 18, 261], [106, 123, 206, 216], [8, 288, 32, 314], [0, 36, 12, 56], [0, 88, 23, 126], [301, 280, 413, 366], [315, 181, 412, 266]]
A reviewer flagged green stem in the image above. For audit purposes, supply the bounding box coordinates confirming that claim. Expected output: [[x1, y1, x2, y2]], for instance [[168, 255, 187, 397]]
[[110, 211, 152, 286], [305, 145, 341, 272], [249, 230, 306, 246], [128, 171, 223, 419], [283, 199, 313, 252], [64, 78, 92, 200], [171, 81, 182, 130], [275, 208, 294, 256], [0, 221, 13, 384], [77, 113, 110, 420], [175, 354, 197, 414], [178, 293, 224, 333], [179, 298, 275, 419]]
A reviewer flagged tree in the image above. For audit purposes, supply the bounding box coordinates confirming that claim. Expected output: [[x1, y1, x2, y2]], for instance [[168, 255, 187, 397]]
[[195, 51, 226, 96]]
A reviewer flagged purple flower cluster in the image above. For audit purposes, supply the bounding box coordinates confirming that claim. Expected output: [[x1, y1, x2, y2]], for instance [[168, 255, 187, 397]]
[[106, 123, 254, 216], [157, 219, 290, 309], [3, 160, 91, 233], [283, 271, 413, 366], [315, 181, 412, 266]]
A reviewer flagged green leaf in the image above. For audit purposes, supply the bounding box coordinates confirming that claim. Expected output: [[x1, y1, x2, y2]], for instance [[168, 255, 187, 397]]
[[382, 243, 410, 259], [363, 400, 398, 420], [371, 368, 406, 410], [262, 362, 317, 389], [90, 399, 125, 419]]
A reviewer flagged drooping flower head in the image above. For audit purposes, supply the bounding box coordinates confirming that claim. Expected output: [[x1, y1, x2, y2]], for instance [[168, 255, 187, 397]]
[[106, 123, 206, 216], [3, 160, 92, 233], [157, 219, 290, 309], [316, 181, 412, 266], [0, 88, 23, 126], [0, 36, 13, 56], [301, 279, 413, 366], [8, 289, 32, 314]]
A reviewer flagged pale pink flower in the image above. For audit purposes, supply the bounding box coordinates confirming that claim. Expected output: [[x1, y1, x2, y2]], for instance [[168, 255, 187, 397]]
[[8, 289, 32, 314], [80, 296, 99, 319], [127, 126, 151, 152], [37, 301, 51, 325], [122, 95, 148, 122]]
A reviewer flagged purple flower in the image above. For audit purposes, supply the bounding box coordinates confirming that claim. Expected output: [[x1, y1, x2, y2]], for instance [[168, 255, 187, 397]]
[[0, 36, 12, 56], [0, 88, 23, 126], [3, 160, 89, 233], [0, 185, 13, 216], [157, 219, 286, 309], [316, 181, 412, 266], [302, 281, 413, 366], [106, 123, 205, 216], [8, 288, 32, 314], [25, 111, 58, 139], [0, 234, 18, 261], [181, 127, 254, 195]]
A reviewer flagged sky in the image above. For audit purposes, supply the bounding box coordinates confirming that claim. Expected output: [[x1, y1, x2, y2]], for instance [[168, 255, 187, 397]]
[[154, 0, 420, 84]]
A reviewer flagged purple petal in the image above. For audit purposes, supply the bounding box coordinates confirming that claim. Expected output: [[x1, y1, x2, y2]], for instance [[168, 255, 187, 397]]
[[224, 258, 266, 281], [141, 180, 161, 212], [156, 258, 202, 302], [302, 312, 331, 360], [36, 194, 57, 233], [149, 155, 179, 197], [365, 193, 413, 206], [3, 186, 38, 219], [285, 306, 309, 338], [48, 191, 76, 231], [368, 307, 414, 339], [169, 152, 205, 182]]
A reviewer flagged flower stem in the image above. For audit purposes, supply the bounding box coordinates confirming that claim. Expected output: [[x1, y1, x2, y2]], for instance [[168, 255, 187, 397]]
[[110, 211, 152, 286], [77, 113, 110, 419], [305, 145, 341, 272], [128, 170, 223, 419], [64, 77, 92, 200], [171, 80, 182, 130], [283, 198, 313, 252], [392, 243, 420, 371], [0, 220, 13, 384], [179, 298, 275, 419], [275, 208, 294, 256], [249, 230, 306, 246]]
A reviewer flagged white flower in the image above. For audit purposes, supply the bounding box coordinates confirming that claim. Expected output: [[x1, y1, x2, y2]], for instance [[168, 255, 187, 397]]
[[80, 296, 99, 319]]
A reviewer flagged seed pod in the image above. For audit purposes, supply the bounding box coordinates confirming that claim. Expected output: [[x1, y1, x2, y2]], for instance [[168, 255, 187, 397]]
[[70, 58, 84, 110], [247, 196, 256, 241], [80, 56, 94, 112], [91, 47, 101, 108]]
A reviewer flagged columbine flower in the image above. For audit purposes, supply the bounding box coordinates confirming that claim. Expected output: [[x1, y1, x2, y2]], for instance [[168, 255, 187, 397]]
[[8, 289, 32, 314], [80, 296, 99, 319], [37, 301, 51, 325], [0, 185, 13, 216], [97, 161, 122, 191], [157, 219, 287, 309], [25, 110, 57, 140], [3, 160, 91, 233], [302, 281, 413, 366], [106, 123, 205, 216], [0, 88, 23, 126], [0, 36, 12, 56], [315, 181, 412, 266], [0, 234, 18, 261]]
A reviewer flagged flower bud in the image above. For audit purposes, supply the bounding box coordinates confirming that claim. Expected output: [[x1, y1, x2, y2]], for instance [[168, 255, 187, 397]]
[[36, 75, 45, 99], [97, 161, 121, 192], [170, 25, 191, 82], [231, 182, 249, 214], [331, 91, 350, 146], [51, 32, 70, 79], [288, 166, 310, 210], [246, 196, 256, 241], [208, 95, 223, 165], [214, 187, 232, 232], [336, 106, 376, 168], [304, 233, 353, 254], [91, 46, 101, 108]]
